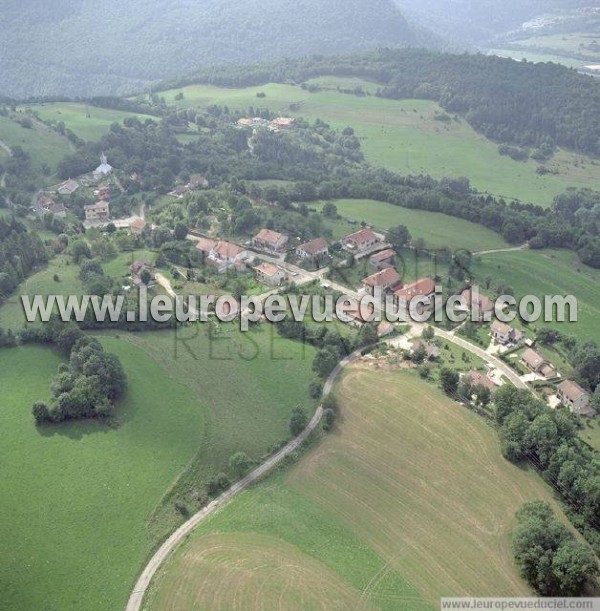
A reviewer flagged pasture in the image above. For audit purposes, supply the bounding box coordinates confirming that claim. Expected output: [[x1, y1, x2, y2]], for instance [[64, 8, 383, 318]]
[[313, 198, 509, 252], [0, 341, 204, 611], [0, 114, 72, 171], [156, 79, 600, 206], [0, 325, 317, 611], [146, 367, 567, 610], [472, 248, 600, 342], [20, 102, 156, 142]]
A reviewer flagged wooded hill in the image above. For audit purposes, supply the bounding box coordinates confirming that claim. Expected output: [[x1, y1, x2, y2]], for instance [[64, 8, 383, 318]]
[[0, 0, 428, 98], [166, 48, 600, 155]]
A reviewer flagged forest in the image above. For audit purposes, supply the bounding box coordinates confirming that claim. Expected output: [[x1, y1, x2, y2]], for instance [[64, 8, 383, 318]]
[[0, 0, 425, 98]]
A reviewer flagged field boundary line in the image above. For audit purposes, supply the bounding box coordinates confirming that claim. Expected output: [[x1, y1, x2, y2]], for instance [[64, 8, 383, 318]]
[[125, 347, 363, 611]]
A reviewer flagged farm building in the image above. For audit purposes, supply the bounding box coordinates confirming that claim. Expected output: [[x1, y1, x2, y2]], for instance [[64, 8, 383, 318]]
[[57, 178, 79, 195]]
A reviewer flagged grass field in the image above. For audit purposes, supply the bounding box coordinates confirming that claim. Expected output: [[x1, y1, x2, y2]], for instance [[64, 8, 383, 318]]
[[0, 114, 73, 171], [472, 248, 600, 342], [0, 324, 317, 611], [155, 80, 600, 206], [0, 341, 204, 611], [146, 367, 568, 610], [20, 102, 156, 142], [313, 199, 509, 251]]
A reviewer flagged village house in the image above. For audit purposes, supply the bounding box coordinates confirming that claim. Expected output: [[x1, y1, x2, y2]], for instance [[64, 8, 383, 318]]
[[130, 218, 147, 235], [557, 380, 594, 416], [252, 228, 289, 253], [57, 178, 79, 196], [296, 238, 329, 261], [370, 249, 396, 269], [342, 228, 381, 254], [362, 267, 402, 295], [93, 153, 113, 180], [459, 288, 495, 320], [411, 339, 440, 360], [37, 195, 66, 218], [490, 320, 523, 345], [196, 238, 251, 274], [255, 263, 287, 287], [341, 301, 375, 327], [394, 278, 436, 307], [84, 201, 110, 223], [521, 348, 557, 378], [466, 369, 498, 392]]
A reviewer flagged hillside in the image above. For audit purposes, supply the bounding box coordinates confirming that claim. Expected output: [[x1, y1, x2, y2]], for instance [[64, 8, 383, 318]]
[[0, 0, 426, 99], [397, 0, 592, 46]]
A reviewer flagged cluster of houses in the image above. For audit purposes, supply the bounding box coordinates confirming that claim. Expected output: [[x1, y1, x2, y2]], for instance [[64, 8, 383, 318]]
[[236, 117, 296, 132]]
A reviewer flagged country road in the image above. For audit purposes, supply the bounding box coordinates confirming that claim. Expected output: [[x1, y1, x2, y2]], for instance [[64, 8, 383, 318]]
[[0, 139, 12, 157], [473, 244, 528, 256], [125, 346, 365, 611]]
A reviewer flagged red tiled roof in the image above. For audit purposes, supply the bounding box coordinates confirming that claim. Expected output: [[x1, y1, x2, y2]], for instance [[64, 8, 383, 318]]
[[344, 228, 377, 246], [255, 263, 281, 277], [394, 278, 436, 302], [362, 267, 401, 288], [467, 370, 498, 391], [214, 241, 245, 259]]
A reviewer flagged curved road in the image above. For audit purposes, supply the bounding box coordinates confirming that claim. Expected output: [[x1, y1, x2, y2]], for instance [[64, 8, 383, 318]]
[[125, 348, 364, 611]]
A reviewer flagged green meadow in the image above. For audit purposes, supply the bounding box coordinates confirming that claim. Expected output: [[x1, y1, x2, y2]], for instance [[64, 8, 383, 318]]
[[472, 248, 600, 342], [156, 79, 600, 206], [21, 102, 156, 142], [0, 342, 204, 611], [0, 324, 317, 611], [313, 198, 509, 252], [0, 114, 73, 171]]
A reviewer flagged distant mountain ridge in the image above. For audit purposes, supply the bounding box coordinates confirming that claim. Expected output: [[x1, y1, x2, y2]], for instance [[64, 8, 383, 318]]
[[0, 0, 430, 99]]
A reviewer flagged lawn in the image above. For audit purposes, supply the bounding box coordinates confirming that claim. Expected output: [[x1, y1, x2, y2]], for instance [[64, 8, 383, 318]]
[[0, 114, 73, 171], [471, 248, 600, 343], [0, 341, 204, 611], [155, 80, 600, 206], [314, 199, 509, 252], [146, 367, 568, 610], [21, 102, 156, 142]]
